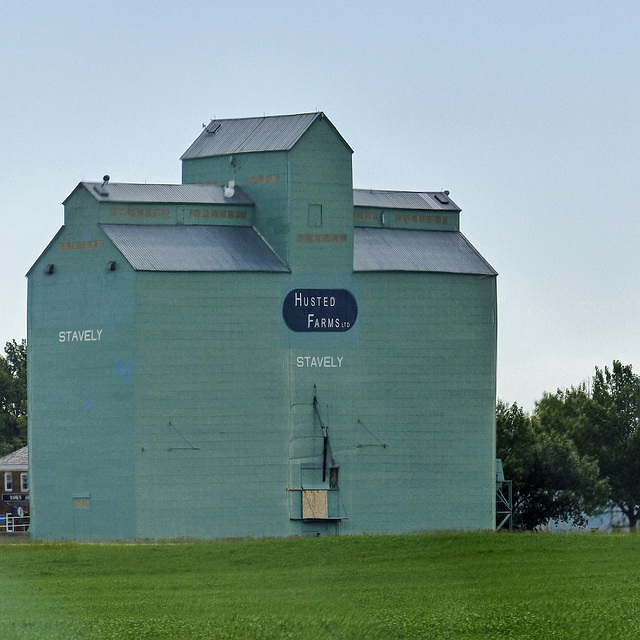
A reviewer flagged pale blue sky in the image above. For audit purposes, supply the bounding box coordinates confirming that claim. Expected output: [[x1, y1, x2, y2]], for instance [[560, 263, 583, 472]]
[[2, 1, 639, 409]]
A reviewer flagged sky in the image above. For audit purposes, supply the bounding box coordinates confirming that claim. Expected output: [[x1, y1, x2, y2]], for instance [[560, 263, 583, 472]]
[[1, 1, 639, 411]]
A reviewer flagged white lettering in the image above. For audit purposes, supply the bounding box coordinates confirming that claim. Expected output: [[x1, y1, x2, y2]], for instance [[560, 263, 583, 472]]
[[295, 355, 344, 368], [58, 329, 103, 343], [295, 294, 338, 308]]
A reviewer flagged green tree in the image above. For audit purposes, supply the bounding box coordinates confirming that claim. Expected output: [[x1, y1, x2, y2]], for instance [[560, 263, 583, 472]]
[[583, 361, 640, 530], [535, 361, 640, 531], [497, 399, 607, 530], [0, 339, 27, 456]]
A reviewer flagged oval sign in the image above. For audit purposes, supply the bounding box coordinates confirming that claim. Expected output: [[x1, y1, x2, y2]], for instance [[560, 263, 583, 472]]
[[283, 289, 358, 332]]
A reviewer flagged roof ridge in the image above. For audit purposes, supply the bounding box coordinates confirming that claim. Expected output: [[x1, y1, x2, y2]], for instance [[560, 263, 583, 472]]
[[206, 111, 321, 124]]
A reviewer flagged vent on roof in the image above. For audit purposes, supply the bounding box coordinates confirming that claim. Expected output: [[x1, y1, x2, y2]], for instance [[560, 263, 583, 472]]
[[434, 192, 450, 205], [92, 175, 110, 197], [224, 180, 235, 198]]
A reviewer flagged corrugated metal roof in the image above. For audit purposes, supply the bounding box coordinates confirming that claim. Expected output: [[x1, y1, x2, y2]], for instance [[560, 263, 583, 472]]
[[0, 446, 28, 467], [181, 112, 329, 159], [82, 182, 254, 205], [354, 228, 497, 275], [354, 189, 460, 211], [101, 224, 289, 272]]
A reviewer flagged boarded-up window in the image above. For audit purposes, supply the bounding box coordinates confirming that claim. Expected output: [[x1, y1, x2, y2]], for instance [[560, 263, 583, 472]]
[[73, 498, 90, 509], [302, 489, 328, 519]]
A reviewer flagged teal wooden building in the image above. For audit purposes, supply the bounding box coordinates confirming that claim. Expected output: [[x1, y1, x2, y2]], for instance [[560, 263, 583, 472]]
[[27, 113, 497, 540]]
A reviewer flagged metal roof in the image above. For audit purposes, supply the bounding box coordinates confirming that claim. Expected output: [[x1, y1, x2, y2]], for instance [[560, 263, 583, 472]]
[[181, 112, 350, 159], [354, 189, 460, 211], [101, 224, 289, 272], [353, 228, 497, 275], [0, 446, 28, 468], [82, 182, 254, 206]]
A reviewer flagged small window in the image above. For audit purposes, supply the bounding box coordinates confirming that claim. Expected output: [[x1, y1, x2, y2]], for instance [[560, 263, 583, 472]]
[[4, 472, 12, 492], [73, 498, 90, 509], [330, 467, 339, 489], [20, 473, 28, 492]]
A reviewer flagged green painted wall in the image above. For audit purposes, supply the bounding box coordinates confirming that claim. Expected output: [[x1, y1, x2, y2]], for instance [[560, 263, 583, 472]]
[[28, 116, 496, 540], [282, 272, 496, 535], [132, 271, 291, 538], [28, 220, 137, 540]]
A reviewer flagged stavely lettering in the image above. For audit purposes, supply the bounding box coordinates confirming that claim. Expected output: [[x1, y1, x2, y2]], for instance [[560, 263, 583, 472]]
[[296, 356, 344, 368], [59, 329, 103, 343]]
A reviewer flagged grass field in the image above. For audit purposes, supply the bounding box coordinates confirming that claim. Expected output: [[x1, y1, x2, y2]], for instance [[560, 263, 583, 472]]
[[1, 532, 639, 639]]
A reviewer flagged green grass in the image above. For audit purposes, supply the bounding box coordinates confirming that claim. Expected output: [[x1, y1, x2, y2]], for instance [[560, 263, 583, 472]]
[[1, 532, 639, 639]]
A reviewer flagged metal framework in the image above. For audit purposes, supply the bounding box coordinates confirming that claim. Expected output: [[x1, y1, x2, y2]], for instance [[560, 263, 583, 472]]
[[496, 480, 513, 531]]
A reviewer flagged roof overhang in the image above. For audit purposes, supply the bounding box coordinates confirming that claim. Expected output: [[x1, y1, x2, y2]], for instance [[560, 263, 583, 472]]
[[101, 224, 289, 272], [353, 228, 497, 275]]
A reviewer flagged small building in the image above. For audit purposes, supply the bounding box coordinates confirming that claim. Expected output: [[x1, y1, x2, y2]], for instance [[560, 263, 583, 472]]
[[27, 112, 497, 540], [0, 446, 29, 528]]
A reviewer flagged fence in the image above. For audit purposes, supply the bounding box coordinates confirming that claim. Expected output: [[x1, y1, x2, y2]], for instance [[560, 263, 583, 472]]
[[0, 513, 30, 533]]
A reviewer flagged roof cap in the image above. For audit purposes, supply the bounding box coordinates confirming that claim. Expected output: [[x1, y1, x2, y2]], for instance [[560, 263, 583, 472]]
[[354, 189, 460, 211], [181, 112, 352, 160]]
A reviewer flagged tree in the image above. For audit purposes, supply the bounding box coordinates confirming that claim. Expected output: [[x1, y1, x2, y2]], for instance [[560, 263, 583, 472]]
[[583, 361, 640, 530], [0, 339, 27, 456], [534, 361, 640, 531], [497, 399, 608, 530]]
